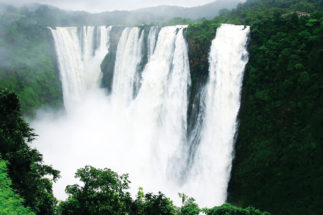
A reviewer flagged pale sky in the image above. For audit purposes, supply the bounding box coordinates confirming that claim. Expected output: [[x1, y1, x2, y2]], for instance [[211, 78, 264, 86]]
[[0, 0, 244, 13]]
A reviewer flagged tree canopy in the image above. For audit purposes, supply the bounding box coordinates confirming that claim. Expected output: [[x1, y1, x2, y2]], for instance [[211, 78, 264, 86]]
[[0, 89, 60, 215]]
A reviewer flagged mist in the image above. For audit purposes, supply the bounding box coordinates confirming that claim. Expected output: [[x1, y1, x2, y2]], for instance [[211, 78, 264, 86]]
[[31, 89, 140, 200], [0, 0, 245, 12], [30, 88, 189, 205]]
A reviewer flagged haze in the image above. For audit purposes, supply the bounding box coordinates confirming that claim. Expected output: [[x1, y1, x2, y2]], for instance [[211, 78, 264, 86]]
[[0, 0, 245, 12]]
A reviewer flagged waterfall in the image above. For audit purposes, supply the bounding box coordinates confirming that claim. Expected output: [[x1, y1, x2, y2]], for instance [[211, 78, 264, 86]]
[[158, 28, 191, 182], [188, 24, 250, 206], [111, 27, 144, 107], [35, 24, 249, 207], [50, 26, 111, 109], [130, 26, 190, 188]]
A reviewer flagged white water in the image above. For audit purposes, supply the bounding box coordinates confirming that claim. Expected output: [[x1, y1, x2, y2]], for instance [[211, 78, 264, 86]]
[[33, 24, 249, 207], [147, 26, 158, 59], [187, 24, 250, 206], [111, 27, 143, 107], [50, 26, 111, 110], [129, 26, 189, 191], [157, 28, 191, 182]]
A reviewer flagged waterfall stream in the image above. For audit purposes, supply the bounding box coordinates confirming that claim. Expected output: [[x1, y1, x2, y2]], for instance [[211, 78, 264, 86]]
[[187, 24, 250, 205], [33, 24, 249, 207]]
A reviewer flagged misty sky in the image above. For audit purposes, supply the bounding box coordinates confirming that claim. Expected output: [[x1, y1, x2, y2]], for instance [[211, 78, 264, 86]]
[[0, 0, 244, 13]]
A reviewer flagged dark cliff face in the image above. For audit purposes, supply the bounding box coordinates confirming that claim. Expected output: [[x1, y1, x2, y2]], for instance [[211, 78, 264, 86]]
[[186, 21, 218, 137], [99, 26, 155, 95], [100, 26, 124, 93], [182, 21, 219, 175], [100, 25, 160, 97]]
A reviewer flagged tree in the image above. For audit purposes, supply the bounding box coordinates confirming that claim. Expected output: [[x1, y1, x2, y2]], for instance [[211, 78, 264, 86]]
[[135, 191, 176, 215], [58, 166, 179, 215], [0, 89, 59, 215], [178, 193, 200, 215], [57, 165, 132, 215]]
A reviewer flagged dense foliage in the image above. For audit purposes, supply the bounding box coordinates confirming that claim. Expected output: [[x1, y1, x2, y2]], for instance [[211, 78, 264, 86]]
[[228, 12, 323, 214], [214, 0, 323, 25], [57, 166, 133, 215], [203, 203, 270, 215], [57, 166, 177, 215], [0, 89, 60, 214], [203, 204, 270, 215], [0, 159, 35, 215], [57, 165, 268, 215], [0, 8, 63, 116]]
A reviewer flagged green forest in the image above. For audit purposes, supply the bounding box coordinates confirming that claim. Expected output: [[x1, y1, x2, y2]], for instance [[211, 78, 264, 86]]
[[1, 0, 322, 214]]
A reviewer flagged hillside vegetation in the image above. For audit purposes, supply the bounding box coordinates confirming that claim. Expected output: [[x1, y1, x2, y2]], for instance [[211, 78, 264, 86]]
[[0, 89, 60, 214], [0, 8, 62, 116]]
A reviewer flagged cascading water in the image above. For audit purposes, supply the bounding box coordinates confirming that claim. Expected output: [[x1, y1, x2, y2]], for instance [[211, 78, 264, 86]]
[[186, 24, 250, 206], [147, 26, 158, 59], [111, 27, 144, 107], [33, 24, 249, 207], [157, 27, 191, 183], [129, 26, 190, 190], [50, 26, 111, 109]]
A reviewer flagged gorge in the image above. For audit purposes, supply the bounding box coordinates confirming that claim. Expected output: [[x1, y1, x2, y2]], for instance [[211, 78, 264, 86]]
[[1, 1, 322, 214], [31, 24, 250, 207]]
